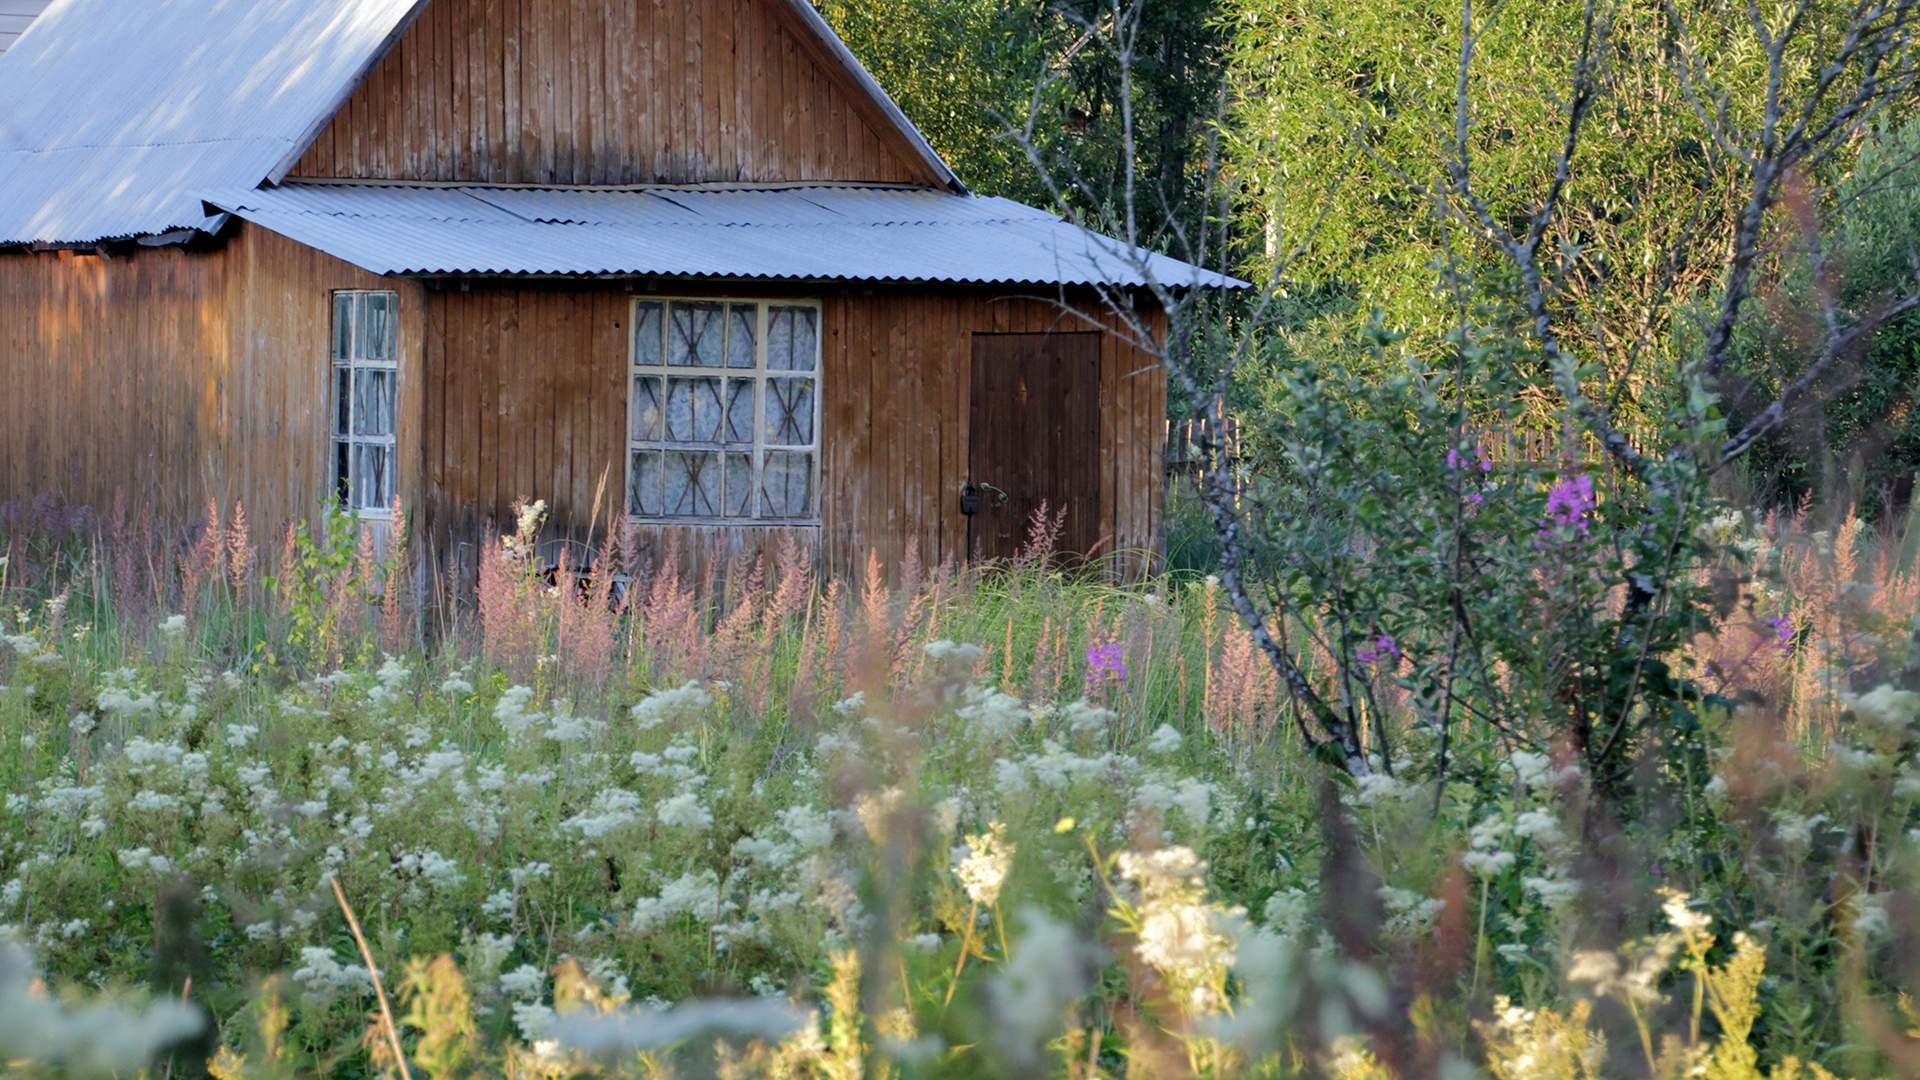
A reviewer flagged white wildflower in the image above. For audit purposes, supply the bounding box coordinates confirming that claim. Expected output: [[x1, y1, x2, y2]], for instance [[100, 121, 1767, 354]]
[[1059, 699, 1116, 736], [1461, 849, 1517, 877], [924, 639, 986, 670], [563, 788, 646, 840], [1377, 886, 1446, 934], [987, 907, 1103, 1067], [656, 789, 714, 832], [1145, 724, 1183, 755], [0, 943, 203, 1076], [630, 681, 712, 731], [291, 946, 374, 1003], [499, 964, 546, 1001], [1522, 874, 1581, 910], [952, 822, 1014, 907], [1772, 811, 1826, 852], [493, 685, 541, 738], [1660, 890, 1712, 937], [1844, 684, 1920, 733], [1511, 809, 1565, 848], [956, 686, 1028, 741], [553, 997, 809, 1056], [1115, 847, 1238, 1015], [1851, 893, 1892, 938], [630, 871, 726, 933]]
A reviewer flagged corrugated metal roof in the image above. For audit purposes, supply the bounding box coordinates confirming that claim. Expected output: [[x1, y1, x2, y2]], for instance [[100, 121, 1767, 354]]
[[0, 0, 51, 56], [205, 183, 1246, 289], [0, 0, 966, 245], [0, 0, 423, 244]]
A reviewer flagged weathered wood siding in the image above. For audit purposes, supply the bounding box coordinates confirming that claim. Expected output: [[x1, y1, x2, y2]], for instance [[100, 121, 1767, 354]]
[[289, 0, 938, 187], [0, 226, 427, 544], [422, 284, 1166, 579]]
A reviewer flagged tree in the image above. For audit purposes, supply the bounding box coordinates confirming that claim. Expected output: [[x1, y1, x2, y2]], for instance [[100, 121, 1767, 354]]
[[817, 0, 1227, 240], [1221, 0, 1804, 429], [1014, 0, 1920, 790]]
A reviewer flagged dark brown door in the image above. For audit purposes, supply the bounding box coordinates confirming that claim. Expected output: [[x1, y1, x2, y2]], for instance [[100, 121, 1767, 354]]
[[967, 332, 1103, 561]]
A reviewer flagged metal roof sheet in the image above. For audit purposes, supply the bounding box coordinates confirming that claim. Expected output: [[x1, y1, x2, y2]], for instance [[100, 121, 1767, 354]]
[[0, 0, 965, 245], [205, 183, 1246, 289], [0, 0, 423, 244]]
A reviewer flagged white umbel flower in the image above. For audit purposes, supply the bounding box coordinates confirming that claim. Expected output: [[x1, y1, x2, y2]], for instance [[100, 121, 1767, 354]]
[[953, 822, 1015, 908]]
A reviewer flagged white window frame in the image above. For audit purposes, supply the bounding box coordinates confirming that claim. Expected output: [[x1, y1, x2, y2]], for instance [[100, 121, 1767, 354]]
[[626, 296, 823, 526], [330, 289, 399, 519]]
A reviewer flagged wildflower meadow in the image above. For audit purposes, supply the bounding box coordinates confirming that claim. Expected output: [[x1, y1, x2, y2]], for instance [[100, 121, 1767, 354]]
[[0, 483, 1916, 1079]]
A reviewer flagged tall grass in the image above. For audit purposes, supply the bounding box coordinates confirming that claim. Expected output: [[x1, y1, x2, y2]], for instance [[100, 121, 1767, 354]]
[[0, 494, 1916, 1077]]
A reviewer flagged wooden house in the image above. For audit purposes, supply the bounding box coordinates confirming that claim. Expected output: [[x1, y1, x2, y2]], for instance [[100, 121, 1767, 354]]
[[0, 0, 1234, 581]]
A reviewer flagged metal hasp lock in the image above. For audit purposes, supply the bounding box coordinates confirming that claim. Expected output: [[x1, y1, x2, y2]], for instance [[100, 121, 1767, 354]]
[[960, 483, 982, 516]]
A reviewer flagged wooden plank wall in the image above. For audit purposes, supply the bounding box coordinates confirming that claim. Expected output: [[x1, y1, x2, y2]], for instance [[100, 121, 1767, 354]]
[[422, 282, 1167, 581], [0, 225, 427, 549], [289, 0, 938, 187]]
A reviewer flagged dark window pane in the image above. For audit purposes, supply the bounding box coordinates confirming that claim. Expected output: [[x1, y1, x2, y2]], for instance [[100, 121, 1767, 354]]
[[723, 452, 753, 517], [768, 306, 817, 371], [335, 441, 351, 505], [665, 376, 723, 444], [629, 450, 663, 516], [765, 377, 815, 446], [352, 294, 374, 360], [726, 306, 757, 368], [633, 301, 665, 367], [667, 302, 723, 367], [367, 292, 395, 360], [663, 450, 719, 516], [631, 376, 664, 442], [353, 443, 390, 511], [335, 368, 352, 436], [723, 380, 755, 445], [760, 450, 814, 518], [353, 369, 396, 437], [332, 295, 354, 361]]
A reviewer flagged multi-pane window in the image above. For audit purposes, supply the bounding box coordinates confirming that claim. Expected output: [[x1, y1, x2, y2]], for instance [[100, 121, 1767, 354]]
[[628, 298, 821, 523], [331, 290, 398, 515]]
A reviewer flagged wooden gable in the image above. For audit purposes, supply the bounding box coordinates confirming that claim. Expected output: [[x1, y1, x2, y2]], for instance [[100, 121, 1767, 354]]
[[287, 0, 944, 187]]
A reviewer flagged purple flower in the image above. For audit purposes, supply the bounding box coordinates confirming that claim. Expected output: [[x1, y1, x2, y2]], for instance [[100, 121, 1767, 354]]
[[1765, 615, 1795, 657], [1445, 445, 1493, 472], [1542, 474, 1595, 534], [1355, 634, 1401, 664], [1086, 642, 1128, 681]]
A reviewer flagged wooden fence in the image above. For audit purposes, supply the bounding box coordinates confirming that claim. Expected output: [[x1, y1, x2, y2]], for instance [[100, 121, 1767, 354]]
[[1164, 415, 1647, 487]]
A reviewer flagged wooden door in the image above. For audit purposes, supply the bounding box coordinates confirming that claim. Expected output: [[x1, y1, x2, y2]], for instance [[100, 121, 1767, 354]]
[[967, 332, 1104, 561]]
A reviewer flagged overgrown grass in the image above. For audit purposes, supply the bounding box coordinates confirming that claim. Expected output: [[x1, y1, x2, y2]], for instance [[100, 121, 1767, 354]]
[[0, 497, 1916, 1077]]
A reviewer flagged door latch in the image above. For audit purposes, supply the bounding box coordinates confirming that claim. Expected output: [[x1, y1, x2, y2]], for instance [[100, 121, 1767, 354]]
[[960, 482, 1008, 515]]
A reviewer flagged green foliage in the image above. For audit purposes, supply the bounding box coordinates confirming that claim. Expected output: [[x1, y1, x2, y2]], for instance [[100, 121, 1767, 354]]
[[1724, 119, 1920, 511], [0, 513, 1918, 1075], [265, 506, 361, 669], [1222, 0, 1812, 423], [819, 0, 1226, 239]]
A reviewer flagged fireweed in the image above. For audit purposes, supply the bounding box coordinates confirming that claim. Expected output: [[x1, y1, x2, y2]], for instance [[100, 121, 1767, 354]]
[[0, 498, 1914, 1076]]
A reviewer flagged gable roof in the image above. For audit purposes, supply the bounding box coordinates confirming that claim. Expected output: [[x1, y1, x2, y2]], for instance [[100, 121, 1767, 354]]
[[204, 182, 1246, 289], [0, 0, 960, 246], [0, 0, 423, 244]]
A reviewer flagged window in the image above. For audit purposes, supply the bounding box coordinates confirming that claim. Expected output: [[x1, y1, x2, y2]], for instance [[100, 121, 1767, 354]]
[[331, 290, 398, 515], [628, 298, 820, 523]]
